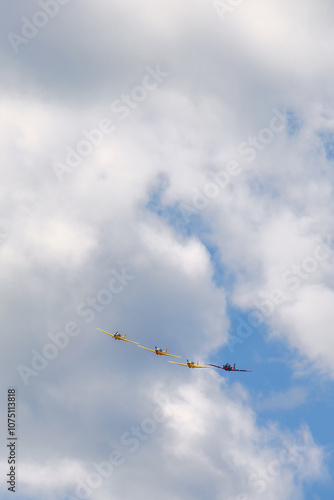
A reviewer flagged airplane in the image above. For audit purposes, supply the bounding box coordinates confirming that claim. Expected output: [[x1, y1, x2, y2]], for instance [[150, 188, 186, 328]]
[[169, 359, 214, 369], [138, 345, 181, 358], [97, 329, 138, 344], [205, 362, 251, 372]]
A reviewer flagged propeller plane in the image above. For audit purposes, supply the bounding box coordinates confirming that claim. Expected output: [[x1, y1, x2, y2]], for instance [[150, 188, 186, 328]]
[[205, 362, 251, 372], [97, 328, 252, 376], [169, 359, 213, 369], [97, 329, 138, 344], [138, 345, 181, 358]]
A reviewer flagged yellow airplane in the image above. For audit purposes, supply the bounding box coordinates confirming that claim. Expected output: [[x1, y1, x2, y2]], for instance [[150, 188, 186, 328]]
[[169, 359, 213, 369], [138, 345, 181, 358], [97, 329, 138, 344]]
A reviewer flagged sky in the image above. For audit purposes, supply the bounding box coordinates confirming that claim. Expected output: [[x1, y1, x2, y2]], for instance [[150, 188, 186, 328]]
[[1, 0, 334, 499]]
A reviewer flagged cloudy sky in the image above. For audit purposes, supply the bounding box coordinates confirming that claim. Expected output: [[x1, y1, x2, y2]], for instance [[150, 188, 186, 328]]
[[1, 0, 334, 499]]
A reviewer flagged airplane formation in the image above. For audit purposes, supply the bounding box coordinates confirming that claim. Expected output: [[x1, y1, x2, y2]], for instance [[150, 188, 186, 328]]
[[97, 329, 252, 372]]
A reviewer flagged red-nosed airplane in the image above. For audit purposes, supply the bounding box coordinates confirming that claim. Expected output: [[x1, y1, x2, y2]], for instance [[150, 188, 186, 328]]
[[138, 345, 181, 358], [97, 329, 138, 344], [205, 362, 251, 372]]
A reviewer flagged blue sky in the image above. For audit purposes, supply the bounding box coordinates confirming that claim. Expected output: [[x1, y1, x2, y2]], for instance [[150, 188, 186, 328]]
[[146, 178, 334, 499], [1, 1, 334, 499]]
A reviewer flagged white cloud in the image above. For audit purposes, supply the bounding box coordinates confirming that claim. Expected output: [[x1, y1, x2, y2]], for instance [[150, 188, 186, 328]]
[[232, 0, 334, 80], [256, 386, 309, 412], [1, 1, 334, 499], [6, 376, 327, 500], [140, 219, 211, 279], [277, 285, 334, 375]]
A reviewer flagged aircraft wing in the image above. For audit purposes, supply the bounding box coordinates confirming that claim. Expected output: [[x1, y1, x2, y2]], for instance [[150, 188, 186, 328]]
[[137, 345, 156, 352], [196, 365, 214, 368], [97, 328, 116, 338], [234, 369, 252, 372], [168, 361, 188, 366], [205, 363, 224, 369], [97, 329, 138, 344], [164, 353, 181, 358]]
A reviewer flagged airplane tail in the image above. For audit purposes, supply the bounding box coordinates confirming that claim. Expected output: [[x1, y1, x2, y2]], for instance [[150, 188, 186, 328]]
[[124, 333, 127, 339], [197, 360, 199, 366], [165, 347, 168, 354], [233, 363, 236, 370]]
